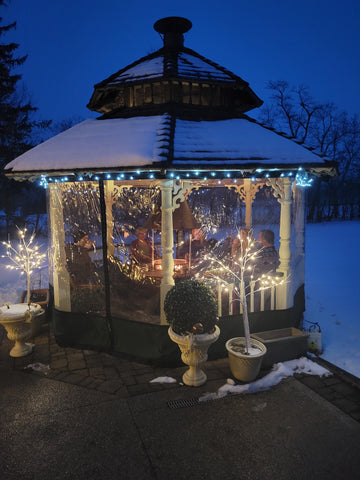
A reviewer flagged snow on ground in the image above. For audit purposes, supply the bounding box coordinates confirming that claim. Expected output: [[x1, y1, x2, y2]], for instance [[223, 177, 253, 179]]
[[1, 221, 359, 379], [304, 220, 360, 378], [199, 357, 331, 402]]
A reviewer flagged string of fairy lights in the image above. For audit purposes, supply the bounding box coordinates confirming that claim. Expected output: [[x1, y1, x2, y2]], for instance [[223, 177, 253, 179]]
[[38, 167, 314, 189], [1, 228, 47, 305]]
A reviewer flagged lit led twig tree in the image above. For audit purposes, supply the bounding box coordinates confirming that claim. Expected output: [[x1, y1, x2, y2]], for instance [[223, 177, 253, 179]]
[[1, 228, 47, 309], [195, 232, 286, 354]]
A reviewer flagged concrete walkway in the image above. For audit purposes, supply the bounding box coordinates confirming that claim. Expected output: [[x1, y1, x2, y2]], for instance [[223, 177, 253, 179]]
[[1, 321, 360, 479]]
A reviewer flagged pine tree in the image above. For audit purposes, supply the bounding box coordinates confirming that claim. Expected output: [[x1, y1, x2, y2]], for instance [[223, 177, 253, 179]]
[[0, 1, 49, 234], [0, 0, 39, 168]]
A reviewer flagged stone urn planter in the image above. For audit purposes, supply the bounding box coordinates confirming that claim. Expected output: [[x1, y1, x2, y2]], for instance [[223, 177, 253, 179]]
[[226, 337, 267, 382], [0, 303, 44, 357], [164, 280, 220, 386], [168, 325, 220, 386], [20, 288, 49, 312]]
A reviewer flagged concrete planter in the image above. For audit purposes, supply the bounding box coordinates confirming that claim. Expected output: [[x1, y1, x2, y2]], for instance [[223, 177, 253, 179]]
[[226, 337, 267, 382], [251, 327, 309, 369], [0, 303, 43, 357], [168, 325, 220, 386]]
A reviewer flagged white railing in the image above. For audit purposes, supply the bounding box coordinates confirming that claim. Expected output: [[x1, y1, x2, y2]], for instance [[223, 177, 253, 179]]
[[212, 280, 277, 317], [89, 246, 283, 316]]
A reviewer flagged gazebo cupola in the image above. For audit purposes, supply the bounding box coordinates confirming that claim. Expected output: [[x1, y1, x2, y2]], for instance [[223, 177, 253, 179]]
[[87, 16, 263, 119], [4, 17, 337, 363]]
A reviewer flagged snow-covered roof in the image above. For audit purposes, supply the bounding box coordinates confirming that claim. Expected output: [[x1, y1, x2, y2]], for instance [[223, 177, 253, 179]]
[[6, 117, 169, 172], [108, 57, 165, 84], [176, 52, 233, 82], [107, 51, 235, 85], [5, 114, 333, 176]]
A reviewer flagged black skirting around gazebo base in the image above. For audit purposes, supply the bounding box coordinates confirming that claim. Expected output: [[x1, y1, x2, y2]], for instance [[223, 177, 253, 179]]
[[50, 285, 305, 366]]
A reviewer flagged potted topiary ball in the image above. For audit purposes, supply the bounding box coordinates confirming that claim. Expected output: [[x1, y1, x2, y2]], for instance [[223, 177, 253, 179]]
[[164, 280, 220, 386]]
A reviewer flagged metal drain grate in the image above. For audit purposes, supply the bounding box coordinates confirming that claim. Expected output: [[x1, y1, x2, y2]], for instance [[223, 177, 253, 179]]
[[167, 397, 200, 409]]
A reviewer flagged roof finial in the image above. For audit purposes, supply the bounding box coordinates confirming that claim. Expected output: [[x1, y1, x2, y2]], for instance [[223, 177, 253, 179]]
[[154, 17, 192, 48]]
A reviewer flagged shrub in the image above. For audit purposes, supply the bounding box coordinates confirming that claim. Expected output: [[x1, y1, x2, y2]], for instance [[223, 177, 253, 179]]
[[164, 280, 218, 335]]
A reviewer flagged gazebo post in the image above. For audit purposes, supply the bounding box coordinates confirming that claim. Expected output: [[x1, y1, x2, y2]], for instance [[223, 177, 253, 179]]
[[243, 179, 253, 229], [159, 180, 175, 325], [268, 177, 293, 309], [294, 184, 306, 288], [104, 180, 115, 257], [48, 184, 71, 312]]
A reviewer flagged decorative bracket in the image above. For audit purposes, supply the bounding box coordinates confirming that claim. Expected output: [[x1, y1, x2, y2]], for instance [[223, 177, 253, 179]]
[[266, 177, 292, 203], [172, 180, 194, 211], [226, 179, 266, 203]]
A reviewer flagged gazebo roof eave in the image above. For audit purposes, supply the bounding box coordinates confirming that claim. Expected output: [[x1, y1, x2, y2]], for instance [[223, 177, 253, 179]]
[[4, 160, 337, 183]]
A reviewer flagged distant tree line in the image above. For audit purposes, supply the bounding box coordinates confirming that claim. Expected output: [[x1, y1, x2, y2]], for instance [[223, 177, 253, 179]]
[[258, 81, 360, 222]]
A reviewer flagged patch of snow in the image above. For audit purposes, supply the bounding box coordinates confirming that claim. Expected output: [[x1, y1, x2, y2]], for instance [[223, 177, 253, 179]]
[[25, 362, 50, 373], [149, 376, 177, 384], [199, 357, 331, 402]]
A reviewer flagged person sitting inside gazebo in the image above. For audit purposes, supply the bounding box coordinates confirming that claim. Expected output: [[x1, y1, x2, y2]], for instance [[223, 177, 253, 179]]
[[65, 230, 98, 287], [254, 229, 279, 277], [129, 227, 160, 266]]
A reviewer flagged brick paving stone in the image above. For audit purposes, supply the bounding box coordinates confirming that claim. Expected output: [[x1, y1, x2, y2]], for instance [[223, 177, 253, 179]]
[[120, 374, 137, 386], [84, 378, 105, 389], [51, 358, 68, 369], [322, 376, 342, 386], [83, 349, 98, 355], [68, 360, 87, 371], [102, 366, 119, 379], [297, 375, 324, 389], [332, 397, 360, 414], [85, 357, 103, 368], [51, 350, 67, 358], [130, 362, 154, 372], [45, 369, 61, 379], [67, 352, 85, 362], [88, 367, 106, 379], [52, 371, 70, 380], [331, 382, 359, 395], [96, 380, 125, 394], [135, 373, 157, 384], [318, 389, 343, 402], [50, 344, 63, 353], [71, 368, 89, 376], [62, 373, 86, 385], [115, 362, 135, 373], [79, 376, 96, 387], [33, 343, 49, 354], [100, 354, 117, 367], [34, 336, 49, 345]]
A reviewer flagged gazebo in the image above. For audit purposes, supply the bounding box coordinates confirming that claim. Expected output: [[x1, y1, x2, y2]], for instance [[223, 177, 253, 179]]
[[5, 17, 336, 363]]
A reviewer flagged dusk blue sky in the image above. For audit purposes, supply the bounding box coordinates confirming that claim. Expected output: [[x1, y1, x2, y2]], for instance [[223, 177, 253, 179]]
[[3, 0, 360, 124]]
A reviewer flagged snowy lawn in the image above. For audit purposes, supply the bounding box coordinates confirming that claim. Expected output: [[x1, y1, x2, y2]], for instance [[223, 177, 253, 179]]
[[304, 220, 360, 378], [1, 221, 359, 379]]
